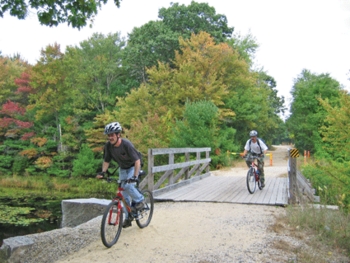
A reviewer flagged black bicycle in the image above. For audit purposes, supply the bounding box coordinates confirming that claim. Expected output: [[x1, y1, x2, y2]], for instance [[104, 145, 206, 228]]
[[100, 170, 154, 248]]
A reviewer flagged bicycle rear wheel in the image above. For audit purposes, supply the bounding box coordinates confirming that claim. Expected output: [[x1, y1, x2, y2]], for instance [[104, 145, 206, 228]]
[[136, 190, 154, 228], [100, 201, 123, 248], [246, 168, 256, 194]]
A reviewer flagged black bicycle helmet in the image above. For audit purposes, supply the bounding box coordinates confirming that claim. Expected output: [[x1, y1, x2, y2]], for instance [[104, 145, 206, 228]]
[[104, 122, 122, 135], [249, 130, 258, 137]]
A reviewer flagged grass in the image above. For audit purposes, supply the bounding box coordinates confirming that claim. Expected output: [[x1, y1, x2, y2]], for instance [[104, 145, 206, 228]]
[[270, 204, 350, 262], [0, 175, 117, 200]]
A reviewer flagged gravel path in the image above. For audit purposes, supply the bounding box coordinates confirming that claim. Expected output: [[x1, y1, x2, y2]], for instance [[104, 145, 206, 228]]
[[54, 146, 348, 263]]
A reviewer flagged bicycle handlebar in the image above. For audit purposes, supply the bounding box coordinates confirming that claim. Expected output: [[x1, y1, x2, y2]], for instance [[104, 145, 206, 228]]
[[102, 169, 146, 184], [243, 155, 264, 159]]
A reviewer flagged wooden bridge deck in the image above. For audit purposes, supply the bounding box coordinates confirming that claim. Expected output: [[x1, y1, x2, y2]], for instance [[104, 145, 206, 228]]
[[154, 174, 289, 206]]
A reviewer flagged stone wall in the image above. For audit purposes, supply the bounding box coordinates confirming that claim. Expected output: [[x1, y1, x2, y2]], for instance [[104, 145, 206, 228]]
[[0, 198, 110, 263]]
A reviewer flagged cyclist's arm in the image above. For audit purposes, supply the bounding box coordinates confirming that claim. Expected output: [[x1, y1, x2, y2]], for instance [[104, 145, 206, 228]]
[[96, 161, 110, 179], [134, 159, 141, 177]]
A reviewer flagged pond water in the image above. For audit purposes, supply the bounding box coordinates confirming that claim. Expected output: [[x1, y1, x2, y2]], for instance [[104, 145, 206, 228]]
[[0, 199, 62, 247], [0, 217, 61, 247]]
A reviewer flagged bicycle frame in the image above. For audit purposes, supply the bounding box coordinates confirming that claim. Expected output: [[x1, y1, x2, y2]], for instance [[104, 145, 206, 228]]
[[250, 158, 260, 182], [246, 156, 262, 194], [107, 179, 136, 222]]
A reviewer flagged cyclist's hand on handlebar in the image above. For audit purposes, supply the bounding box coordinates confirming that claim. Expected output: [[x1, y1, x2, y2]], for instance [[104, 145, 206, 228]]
[[96, 171, 105, 179]]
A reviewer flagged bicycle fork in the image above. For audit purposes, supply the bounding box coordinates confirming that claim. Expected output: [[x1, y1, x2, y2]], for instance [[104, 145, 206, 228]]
[[108, 200, 122, 226]]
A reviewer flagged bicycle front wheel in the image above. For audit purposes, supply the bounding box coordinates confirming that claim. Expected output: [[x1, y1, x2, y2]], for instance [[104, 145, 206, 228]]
[[136, 190, 154, 228], [246, 168, 256, 194], [100, 201, 123, 248]]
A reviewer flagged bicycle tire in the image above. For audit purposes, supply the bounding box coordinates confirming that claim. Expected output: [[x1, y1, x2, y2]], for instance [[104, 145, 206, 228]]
[[100, 200, 123, 248], [136, 190, 154, 228], [246, 168, 256, 194]]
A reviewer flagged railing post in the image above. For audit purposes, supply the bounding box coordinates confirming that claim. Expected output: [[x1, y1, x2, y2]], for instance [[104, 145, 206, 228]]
[[148, 148, 154, 191], [288, 149, 298, 204], [168, 153, 174, 185], [206, 150, 210, 173], [196, 152, 200, 176], [185, 152, 190, 180]]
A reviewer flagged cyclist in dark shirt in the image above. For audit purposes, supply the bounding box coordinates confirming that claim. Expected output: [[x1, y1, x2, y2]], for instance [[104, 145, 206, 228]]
[[96, 122, 144, 228]]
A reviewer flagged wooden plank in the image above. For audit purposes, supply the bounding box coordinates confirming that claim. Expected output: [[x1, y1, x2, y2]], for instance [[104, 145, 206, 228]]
[[167, 176, 216, 200], [231, 181, 252, 204], [200, 177, 237, 202], [153, 158, 211, 173], [275, 178, 288, 205], [151, 148, 211, 155], [177, 176, 227, 201], [155, 176, 212, 199], [260, 178, 278, 205], [247, 178, 274, 204], [224, 177, 247, 202], [215, 177, 243, 202], [154, 173, 288, 206], [156, 176, 217, 201], [266, 178, 280, 205]]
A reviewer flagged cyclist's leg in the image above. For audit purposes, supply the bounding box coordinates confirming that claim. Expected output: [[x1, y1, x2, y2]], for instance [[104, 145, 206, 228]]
[[245, 153, 252, 168], [258, 158, 265, 185], [119, 168, 132, 220], [121, 167, 144, 204]]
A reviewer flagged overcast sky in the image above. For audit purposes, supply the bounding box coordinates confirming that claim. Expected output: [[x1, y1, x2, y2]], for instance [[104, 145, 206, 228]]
[[1, 0, 350, 110]]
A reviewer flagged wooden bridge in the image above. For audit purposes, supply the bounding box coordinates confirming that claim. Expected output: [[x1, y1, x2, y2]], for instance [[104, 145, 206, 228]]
[[153, 168, 289, 206], [139, 147, 290, 206]]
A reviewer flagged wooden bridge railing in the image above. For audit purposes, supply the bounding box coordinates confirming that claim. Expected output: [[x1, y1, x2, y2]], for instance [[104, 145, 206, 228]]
[[139, 148, 211, 193], [288, 148, 319, 204]]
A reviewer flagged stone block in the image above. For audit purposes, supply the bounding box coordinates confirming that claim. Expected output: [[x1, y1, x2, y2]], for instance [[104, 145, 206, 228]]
[[61, 198, 110, 227]]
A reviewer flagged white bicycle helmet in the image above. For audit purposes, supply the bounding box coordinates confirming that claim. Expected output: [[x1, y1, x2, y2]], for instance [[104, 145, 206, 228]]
[[104, 122, 122, 135], [249, 130, 258, 137]]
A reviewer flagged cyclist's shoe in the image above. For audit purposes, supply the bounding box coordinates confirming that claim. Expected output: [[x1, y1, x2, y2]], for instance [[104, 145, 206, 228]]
[[135, 201, 145, 211], [261, 182, 265, 188], [122, 219, 132, 228]]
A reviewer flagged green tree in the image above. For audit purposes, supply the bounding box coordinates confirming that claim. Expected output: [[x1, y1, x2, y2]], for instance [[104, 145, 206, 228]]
[[0, 56, 30, 105], [159, 1, 233, 42], [0, 0, 121, 29], [226, 33, 259, 67], [124, 21, 180, 83], [286, 69, 342, 153], [319, 90, 350, 161], [124, 1, 234, 83], [29, 43, 69, 152], [64, 32, 127, 116], [170, 100, 237, 168], [113, 32, 252, 153], [72, 144, 100, 177]]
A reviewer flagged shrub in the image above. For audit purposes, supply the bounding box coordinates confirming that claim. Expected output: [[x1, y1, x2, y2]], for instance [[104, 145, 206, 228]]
[[72, 144, 100, 177]]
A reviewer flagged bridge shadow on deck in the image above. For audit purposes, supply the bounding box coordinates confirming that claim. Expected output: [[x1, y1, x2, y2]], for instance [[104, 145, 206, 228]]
[[154, 175, 288, 206]]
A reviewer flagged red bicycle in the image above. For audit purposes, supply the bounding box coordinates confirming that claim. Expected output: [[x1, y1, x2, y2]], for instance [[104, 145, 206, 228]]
[[245, 155, 263, 194], [100, 170, 154, 248]]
